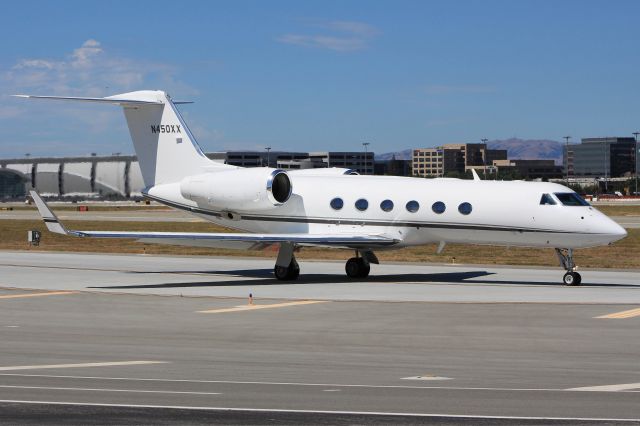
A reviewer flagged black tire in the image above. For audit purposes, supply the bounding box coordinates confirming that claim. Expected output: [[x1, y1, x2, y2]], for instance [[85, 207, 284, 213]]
[[345, 258, 361, 278], [274, 265, 290, 280], [274, 258, 300, 281], [345, 258, 370, 279], [287, 258, 300, 280], [571, 272, 582, 286], [563, 272, 581, 286], [358, 261, 370, 278]]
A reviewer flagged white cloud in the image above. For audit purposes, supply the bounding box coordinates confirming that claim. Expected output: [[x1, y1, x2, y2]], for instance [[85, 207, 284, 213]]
[[3, 39, 193, 97], [277, 20, 379, 52], [71, 39, 103, 68], [1, 39, 203, 156]]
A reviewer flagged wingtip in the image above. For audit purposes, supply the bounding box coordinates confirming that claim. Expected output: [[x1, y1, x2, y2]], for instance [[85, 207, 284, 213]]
[[29, 190, 68, 235]]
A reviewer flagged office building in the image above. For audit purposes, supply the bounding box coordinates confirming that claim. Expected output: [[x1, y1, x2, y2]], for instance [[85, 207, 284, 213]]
[[412, 143, 507, 177], [563, 137, 635, 178]]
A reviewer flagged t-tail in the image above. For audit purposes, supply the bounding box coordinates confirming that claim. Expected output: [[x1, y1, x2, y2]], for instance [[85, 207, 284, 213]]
[[13, 90, 232, 187]]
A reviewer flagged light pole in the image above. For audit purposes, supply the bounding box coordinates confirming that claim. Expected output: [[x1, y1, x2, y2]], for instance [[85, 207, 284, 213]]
[[634, 132, 639, 196], [603, 139, 609, 193], [563, 136, 571, 186], [481, 138, 488, 177], [265, 146, 271, 168], [362, 142, 370, 175]]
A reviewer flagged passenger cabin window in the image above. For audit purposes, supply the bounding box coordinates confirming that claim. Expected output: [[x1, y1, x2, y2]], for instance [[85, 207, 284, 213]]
[[380, 199, 394, 212], [330, 197, 344, 210], [432, 201, 446, 214], [554, 192, 590, 206], [458, 202, 472, 215], [355, 198, 369, 211], [540, 194, 557, 205], [406, 200, 420, 213]]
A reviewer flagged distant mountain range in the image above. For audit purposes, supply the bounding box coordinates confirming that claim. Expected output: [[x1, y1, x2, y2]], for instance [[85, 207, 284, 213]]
[[375, 149, 413, 161], [487, 138, 563, 164], [376, 138, 563, 164]]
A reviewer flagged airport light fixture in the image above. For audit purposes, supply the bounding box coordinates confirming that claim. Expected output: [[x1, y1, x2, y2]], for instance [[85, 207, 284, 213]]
[[362, 142, 370, 175], [563, 136, 571, 186], [265, 146, 271, 168], [481, 138, 488, 176], [634, 132, 639, 196]]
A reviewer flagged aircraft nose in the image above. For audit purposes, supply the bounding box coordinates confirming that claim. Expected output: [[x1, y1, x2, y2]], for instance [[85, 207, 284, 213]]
[[603, 217, 627, 243]]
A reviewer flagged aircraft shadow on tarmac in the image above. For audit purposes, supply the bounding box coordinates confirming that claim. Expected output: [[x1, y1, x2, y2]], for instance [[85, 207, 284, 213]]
[[87, 269, 637, 289]]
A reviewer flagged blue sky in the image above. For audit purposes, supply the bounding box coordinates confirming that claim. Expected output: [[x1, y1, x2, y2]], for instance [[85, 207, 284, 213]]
[[1, 0, 639, 157]]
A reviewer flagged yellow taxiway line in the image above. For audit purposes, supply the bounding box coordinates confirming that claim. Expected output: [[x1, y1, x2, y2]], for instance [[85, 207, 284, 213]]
[[198, 300, 327, 314], [595, 307, 640, 319], [0, 291, 76, 299]]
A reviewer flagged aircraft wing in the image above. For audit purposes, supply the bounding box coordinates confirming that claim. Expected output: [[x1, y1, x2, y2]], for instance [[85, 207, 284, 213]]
[[29, 191, 399, 250]]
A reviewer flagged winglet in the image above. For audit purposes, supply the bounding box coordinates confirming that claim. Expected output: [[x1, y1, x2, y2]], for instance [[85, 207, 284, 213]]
[[471, 169, 481, 181], [29, 190, 68, 235]]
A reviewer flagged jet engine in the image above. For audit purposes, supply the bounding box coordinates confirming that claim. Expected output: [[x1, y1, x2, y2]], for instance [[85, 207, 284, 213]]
[[180, 168, 292, 211], [289, 168, 359, 176]]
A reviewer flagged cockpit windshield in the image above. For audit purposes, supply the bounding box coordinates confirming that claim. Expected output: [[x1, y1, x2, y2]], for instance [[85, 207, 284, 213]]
[[554, 192, 590, 206], [540, 193, 556, 205]]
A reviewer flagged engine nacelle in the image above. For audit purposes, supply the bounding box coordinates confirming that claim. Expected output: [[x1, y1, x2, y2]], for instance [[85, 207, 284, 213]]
[[180, 168, 292, 211], [289, 168, 359, 176]]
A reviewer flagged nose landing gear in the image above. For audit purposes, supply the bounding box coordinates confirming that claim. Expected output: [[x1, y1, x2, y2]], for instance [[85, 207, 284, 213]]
[[555, 248, 581, 286]]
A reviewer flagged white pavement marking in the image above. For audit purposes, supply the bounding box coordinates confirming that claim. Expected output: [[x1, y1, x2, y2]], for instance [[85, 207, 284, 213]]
[[402, 375, 452, 381], [197, 300, 327, 314], [0, 400, 638, 422], [2, 373, 639, 393], [567, 382, 640, 392], [0, 385, 220, 396], [0, 361, 168, 371]]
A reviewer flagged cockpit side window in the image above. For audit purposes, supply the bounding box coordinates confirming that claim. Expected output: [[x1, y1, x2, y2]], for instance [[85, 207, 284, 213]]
[[540, 193, 557, 205], [554, 192, 590, 206]]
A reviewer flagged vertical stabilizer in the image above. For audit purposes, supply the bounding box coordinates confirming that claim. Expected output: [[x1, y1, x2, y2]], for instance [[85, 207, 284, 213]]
[[14, 90, 232, 187], [114, 90, 224, 186]]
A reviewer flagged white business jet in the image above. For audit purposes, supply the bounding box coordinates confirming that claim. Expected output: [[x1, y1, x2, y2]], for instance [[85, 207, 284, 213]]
[[16, 90, 626, 285]]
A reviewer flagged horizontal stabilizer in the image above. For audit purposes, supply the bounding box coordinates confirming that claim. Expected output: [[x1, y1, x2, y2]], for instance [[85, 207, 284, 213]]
[[15, 90, 217, 186], [13, 94, 162, 106]]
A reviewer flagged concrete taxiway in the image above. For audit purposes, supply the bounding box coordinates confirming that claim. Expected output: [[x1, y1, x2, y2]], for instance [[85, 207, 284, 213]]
[[1, 251, 639, 303], [0, 251, 639, 424]]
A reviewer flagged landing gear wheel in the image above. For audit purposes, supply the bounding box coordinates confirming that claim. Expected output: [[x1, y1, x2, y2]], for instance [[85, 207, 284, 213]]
[[274, 258, 300, 281], [556, 248, 582, 287], [563, 271, 581, 286], [345, 257, 370, 279]]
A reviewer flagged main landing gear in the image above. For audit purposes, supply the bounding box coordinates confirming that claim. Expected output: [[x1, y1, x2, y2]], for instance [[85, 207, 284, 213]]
[[345, 257, 370, 279], [555, 248, 581, 286], [273, 244, 377, 281], [274, 256, 300, 281]]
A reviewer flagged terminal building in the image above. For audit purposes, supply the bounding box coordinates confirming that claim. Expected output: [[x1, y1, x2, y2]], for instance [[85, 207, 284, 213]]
[[0, 150, 376, 200], [564, 137, 636, 178]]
